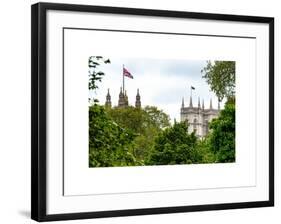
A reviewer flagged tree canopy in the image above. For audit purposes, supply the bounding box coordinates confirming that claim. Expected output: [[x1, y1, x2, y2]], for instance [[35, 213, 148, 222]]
[[145, 122, 201, 165], [201, 61, 235, 102], [208, 101, 235, 162], [89, 104, 138, 167], [105, 106, 171, 161]]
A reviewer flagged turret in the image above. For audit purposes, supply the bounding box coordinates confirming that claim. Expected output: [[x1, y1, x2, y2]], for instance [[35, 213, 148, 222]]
[[118, 86, 126, 107], [135, 88, 141, 108], [105, 88, 112, 108], [198, 97, 201, 108], [189, 96, 193, 107], [181, 97, 184, 108]]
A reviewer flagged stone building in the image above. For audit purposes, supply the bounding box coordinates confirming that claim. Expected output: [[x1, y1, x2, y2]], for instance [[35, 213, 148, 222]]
[[180, 96, 220, 138], [105, 88, 141, 109]]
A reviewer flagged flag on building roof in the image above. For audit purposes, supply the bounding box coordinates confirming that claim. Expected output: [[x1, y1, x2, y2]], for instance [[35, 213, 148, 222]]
[[123, 67, 133, 79]]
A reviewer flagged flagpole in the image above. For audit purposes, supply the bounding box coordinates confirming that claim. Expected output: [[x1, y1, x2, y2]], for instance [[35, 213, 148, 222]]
[[122, 64, 125, 93]]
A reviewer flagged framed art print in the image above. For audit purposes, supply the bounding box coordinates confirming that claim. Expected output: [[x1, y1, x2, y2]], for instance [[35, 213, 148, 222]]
[[31, 2, 274, 222]]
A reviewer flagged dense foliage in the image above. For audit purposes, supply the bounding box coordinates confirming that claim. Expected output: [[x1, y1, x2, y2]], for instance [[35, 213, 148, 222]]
[[89, 104, 137, 167], [145, 122, 200, 165], [208, 101, 235, 162], [89, 103, 235, 167], [201, 60, 236, 163], [106, 106, 170, 161]]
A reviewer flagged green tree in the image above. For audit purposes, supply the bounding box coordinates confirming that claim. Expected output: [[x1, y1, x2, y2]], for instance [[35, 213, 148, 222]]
[[106, 106, 147, 134], [201, 61, 235, 102], [106, 106, 170, 134], [208, 101, 235, 162], [143, 106, 170, 130], [196, 138, 216, 163], [145, 122, 200, 165], [106, 106, 171, 162], [89, 104, 138, 167]]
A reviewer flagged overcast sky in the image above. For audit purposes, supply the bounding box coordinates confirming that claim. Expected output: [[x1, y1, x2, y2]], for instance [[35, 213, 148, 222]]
[[89, 57, 222, 122]]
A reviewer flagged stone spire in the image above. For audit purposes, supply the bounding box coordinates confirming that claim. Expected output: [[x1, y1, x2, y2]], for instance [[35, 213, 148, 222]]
[[105, 88, 112, 108], [210, 98, 213, 109], [135, 88, 141, 108], [181, 97, 184, 108], [198, 97, 201, 108], [202, 99, 205, 110], [189, 96, 193, 107], [118, 86, 126, 108], [124, 90, 129, 106]]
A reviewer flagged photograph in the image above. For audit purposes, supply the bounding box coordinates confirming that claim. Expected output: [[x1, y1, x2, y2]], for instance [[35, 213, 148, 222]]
[[88, 56, 235, 167]]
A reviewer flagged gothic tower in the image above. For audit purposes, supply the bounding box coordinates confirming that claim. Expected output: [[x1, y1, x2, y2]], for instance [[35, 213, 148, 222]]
[[135, 88, 141, 108], [189, 96, 193, 107], [118, 87, 127, 108], [180, 95, 219, 138], [105, 88, 112, 108]]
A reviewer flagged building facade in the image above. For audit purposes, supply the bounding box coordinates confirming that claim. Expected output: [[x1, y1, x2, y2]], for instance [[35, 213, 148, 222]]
[[180, 96, 219, 138]]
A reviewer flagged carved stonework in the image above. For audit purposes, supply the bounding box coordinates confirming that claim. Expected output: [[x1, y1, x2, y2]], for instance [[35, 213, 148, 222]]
[[106, 88, 141, 109], [180, 97, 219, 138]]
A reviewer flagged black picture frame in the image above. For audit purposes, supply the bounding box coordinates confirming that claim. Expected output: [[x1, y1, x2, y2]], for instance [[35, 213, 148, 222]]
[[31, 2, 274, 222]]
